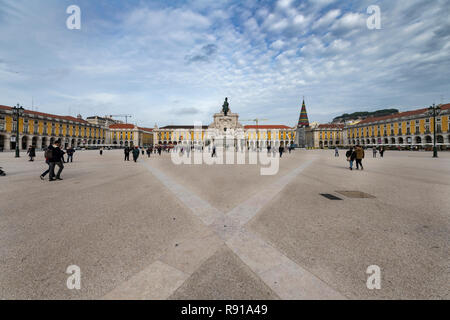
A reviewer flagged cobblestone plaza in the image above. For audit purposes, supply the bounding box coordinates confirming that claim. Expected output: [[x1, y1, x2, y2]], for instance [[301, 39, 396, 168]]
[[0, 149, 448, 299]]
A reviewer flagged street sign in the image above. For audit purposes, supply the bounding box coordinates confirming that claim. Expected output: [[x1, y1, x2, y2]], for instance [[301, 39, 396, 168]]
[[10, 136, 16, 142]]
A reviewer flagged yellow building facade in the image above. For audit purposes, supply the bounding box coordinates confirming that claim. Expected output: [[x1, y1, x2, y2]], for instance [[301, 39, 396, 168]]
[[345, 104, 450, 149], [0, 105, 106, 151], [108, 124, 153, 148]]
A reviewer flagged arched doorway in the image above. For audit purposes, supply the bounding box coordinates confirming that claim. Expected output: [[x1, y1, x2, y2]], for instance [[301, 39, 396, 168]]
[[391, 138, 396, 144], [425, 136, 432, 144], [42, 137, 48, 149], [0, 134, 5, 151], [415, 136, 422, 144], [22, 136, 28, 150], [398, 137, 404, 144], [437, 135, 444, 144], [32, 136, 38, 147]]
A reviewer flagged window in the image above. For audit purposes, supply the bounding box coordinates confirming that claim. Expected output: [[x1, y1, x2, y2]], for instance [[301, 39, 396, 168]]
[[0, 116, 5, 131], [23, 119, 29, 133]]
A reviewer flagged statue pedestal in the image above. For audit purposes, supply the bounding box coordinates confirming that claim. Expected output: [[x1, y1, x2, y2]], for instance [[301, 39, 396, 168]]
[[209, 112, 243, 133]]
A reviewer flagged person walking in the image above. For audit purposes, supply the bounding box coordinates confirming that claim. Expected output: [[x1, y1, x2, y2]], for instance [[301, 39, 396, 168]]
[[212, 145, 216, 157], [346, 147, 356, 170], [100, 147, 103, 156], [27, 145, 36, 161], [335, 147, 339, 157], [132, 146, 140, 162], [279, 145, 284, 158], [380, 147, 385, 158], [355, 145, 365, 170], [48, 139, 65, 181], [372, 147, 377, 158], [66, 146, 75, 163], [146, 147, 151, 158], [40, 147, 51, 180], [124, 147, 130, 161], [141, 148, 145, 156]]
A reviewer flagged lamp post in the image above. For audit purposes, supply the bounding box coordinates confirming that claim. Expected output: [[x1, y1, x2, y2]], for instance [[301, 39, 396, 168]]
[[427, 104, 441, 158], [12, 104, 25, 158]]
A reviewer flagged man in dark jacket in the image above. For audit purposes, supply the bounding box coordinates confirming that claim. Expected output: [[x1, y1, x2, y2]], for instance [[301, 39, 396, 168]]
[[49, 139, 65, 181], [279, 145, 284, 158], [124, 147, 130, 161], [27, 145, 36, 161], [66, 146, 75, 163]]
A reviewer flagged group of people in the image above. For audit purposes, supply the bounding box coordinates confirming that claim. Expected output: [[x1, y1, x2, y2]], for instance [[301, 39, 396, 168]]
[[123, 146, 162, 162], [40, 139, 66, 181], [372, 146, 385, 158], [345, 146, 365, 170]]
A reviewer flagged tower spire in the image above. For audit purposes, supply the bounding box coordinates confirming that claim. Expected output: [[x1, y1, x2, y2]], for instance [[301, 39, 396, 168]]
[[298, 97, 309, 127]]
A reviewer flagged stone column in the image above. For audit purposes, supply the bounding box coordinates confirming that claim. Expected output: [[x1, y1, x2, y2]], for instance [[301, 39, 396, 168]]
[[4, 133, 11, 151], [36, 136, 43, 151]]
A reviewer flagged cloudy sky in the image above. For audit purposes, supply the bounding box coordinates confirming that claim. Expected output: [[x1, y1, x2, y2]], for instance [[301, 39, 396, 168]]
[[0, 0, 449, 127]]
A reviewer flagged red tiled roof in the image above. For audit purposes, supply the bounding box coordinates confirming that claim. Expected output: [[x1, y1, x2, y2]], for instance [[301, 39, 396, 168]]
[[244, 125, 293, 129], [138, 127, 153, 132], [109, 123, 136, 129], [358, 103, 450, 124], [0, 105, 90, 124], [318, 124, 345, 129]]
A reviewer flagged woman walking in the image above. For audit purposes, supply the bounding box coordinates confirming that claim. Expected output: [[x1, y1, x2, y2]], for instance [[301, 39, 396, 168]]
[[346, 147, 356, 170]]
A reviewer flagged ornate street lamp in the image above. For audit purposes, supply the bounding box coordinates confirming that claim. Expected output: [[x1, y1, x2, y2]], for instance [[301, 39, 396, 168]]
[[12, 104, 25, 158], [427, 104, 441, 158]]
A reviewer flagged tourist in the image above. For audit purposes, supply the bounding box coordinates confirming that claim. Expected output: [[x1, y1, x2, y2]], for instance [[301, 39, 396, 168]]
[[66, 146, 75, 163], [141, 148, 145, 156], [146, 147, 151, 158], [124, 147, 130, 161], [372, 147, 377, 158], [132, 146, 140, 162], [27, 145, 36, 162], [48, 139, 65, 181], [212, 145, 216, 157], [158, 146, 162, 156], [279, 145, 284, 158], [100, 147, 103, 156], [346, 147, 356, 170], [335, 147, 339, 157], [40, 147, 51, 180], [355, 145, 365, 170], [380, 147, 385, 158]]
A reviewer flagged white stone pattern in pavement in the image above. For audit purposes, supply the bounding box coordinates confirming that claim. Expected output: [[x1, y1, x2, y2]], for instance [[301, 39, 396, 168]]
[[103, 157, 347, 300]]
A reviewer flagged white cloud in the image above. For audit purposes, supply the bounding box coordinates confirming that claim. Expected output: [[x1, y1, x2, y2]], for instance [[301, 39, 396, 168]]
[[0, 0, 449, 126]]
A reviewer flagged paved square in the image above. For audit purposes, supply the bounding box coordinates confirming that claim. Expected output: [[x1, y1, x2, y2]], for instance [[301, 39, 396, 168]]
[[0, 149, 449, 299]]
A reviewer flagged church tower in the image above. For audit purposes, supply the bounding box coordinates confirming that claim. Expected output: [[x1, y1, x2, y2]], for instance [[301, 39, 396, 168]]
[[298, 98, 309, 127], [295, 98, 310, 148]]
